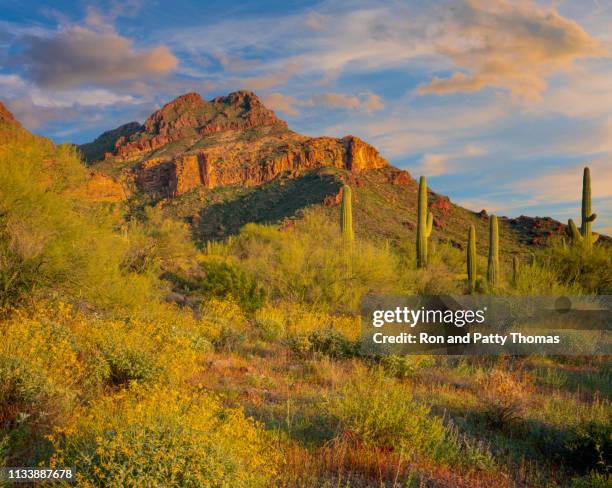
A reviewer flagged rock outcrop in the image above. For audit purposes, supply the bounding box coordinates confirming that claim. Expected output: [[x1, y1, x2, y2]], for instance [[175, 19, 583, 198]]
[[79, 122, 142, 163], [0, 101, 19, 126], [82, 91, 388, 198]]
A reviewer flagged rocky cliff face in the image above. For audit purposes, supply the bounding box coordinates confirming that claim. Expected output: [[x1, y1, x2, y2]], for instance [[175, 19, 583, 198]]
[[82, 91, 388, 198], [0, 101, 19, 126]]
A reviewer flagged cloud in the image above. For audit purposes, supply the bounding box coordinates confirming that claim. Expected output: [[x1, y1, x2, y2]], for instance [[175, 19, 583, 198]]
[[0, 73, 141, 129], [507, 159, 612, 204], [420, 153, 451, 176], [305, 12, 326, 31], [20, 23, 178, 89], [262, 92, 300, 116], [363, 93, 384, 111], [418, 0, 607, 101], [215, 52, 260, 72], [238, 62, 301, 90], [419, 144, 487, 176], [311, 92, 361, 109], [310, 91, 385, 112]]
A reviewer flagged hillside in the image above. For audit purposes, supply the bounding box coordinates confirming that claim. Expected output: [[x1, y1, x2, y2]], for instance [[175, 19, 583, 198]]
[[1, 95, 610, 488], [81, 91, 589, 253]]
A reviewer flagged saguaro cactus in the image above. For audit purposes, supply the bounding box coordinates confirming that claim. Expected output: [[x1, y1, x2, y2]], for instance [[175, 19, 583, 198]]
[[467, 225, 476, 292], [567, 167, 599, 250], [416, 176, 433, 268], [341, 185, 354, 252], [512, 255, 519, 287], [487, 215, 499, 288]]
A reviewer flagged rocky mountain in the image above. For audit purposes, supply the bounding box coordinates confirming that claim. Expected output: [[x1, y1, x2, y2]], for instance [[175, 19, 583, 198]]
[[81, 91, 387, 199], [1, 91, 602, 252]]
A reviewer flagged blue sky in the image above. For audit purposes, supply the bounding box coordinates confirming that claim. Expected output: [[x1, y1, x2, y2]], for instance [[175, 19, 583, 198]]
[[1, 0, 611, 233]]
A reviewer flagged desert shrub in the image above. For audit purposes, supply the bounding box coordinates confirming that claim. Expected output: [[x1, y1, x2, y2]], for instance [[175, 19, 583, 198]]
[[172, 260, 266, 314], [327, 374, 494, 469], [541, 243, 612, 294], [122, 206, 198, 274], [511, 256, 583, 295], [0, 321, 77, 464], [560, 421, 611, 474], [288, 330, 361, 359], [200, 298, 250, 350], [233, 210, 398, 312], [0, 127, 161, 313], [478, 367, 534, 431], [198, 260, 266, 314], [371, 355, 419, 379], [571, 471, 611, 487], [48, 385, 279, 487], [254, 305, 285, 340], [0, 356, 50, 432], [103, 348, 161, 387]]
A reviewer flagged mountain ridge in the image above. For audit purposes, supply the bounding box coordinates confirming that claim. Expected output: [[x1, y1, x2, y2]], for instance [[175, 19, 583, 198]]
[[80, 90, 388, 198], [1, 94, 608, 249]]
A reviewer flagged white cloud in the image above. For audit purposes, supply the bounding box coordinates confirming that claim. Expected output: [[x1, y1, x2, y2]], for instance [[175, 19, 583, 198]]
[[418, 0, 607, 101], [262, 92, 300, 116]]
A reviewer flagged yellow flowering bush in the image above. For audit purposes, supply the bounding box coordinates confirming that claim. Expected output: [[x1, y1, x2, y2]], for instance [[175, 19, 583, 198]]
[[200, 297, 250, 350], [49, 385, 279, 487]]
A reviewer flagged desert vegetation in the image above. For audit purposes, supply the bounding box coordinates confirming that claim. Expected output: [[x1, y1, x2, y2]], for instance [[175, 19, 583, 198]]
[[0, 118, 610, 487]]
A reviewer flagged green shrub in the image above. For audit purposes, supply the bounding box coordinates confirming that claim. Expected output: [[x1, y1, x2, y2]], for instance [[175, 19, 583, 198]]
[[541, 243, 612, 294], [200, 298, 250, 351], [122, 206, 197, 274], [288, 330, 360, 359], [561, 421, 611, 474], [199, 260, 265, 314], [234, 210, 398, 313], [327, 374, 494, 469], [102, 348, 161, 387], [371, 355, 417, 379], [0, 126, 161, 313], [253, 310, 284, 341], [571, 471, 611, 488], [0, 356, 48, 431]]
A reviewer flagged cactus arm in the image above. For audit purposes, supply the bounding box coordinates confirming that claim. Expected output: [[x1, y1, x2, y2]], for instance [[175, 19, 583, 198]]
[[587, 213, 597, 223], [487, 215, 499, 288], [512, 255, 519, 287], [467, 225, 476, 292], [426, 211, 433, 236], [567, 219, 583, 242], [341, 185, 354, 248]]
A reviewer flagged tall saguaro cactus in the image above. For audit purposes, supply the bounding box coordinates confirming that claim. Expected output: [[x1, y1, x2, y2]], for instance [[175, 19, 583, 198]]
[[487, 215, 499, 288], [467, 225, 476, 292], [512, 255, 519, 287], [567, 167, 599, 251], [341, 185, 354, 253], [416, 176, 433, 268]]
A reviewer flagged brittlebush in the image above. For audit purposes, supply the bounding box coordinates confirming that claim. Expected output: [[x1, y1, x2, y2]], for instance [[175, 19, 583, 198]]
[[49, 385, 279, 487]]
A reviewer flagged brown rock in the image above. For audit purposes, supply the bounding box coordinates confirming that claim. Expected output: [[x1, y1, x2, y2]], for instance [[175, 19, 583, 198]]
[[79, 171, 126, 202], [82, 91, 389, 198], [388, 169, 412, 186], [431, 195, 452, 215], [323, 188, 343, 206]]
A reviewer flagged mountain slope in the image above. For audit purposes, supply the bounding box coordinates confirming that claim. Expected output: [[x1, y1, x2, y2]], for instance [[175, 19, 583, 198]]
[[80, 90, 597, 253]]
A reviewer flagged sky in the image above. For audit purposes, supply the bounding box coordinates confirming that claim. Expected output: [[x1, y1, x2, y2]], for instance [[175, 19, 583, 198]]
[[1, 0, 611, 233]]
